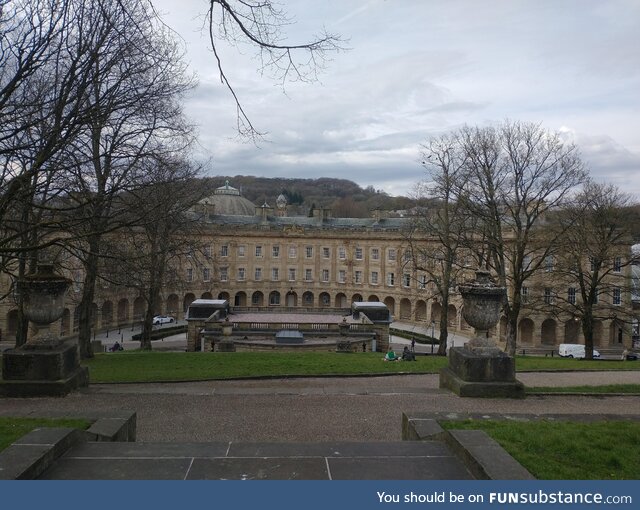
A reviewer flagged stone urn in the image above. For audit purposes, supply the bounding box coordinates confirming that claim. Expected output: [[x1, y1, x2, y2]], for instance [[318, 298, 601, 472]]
[[1, 264, 89, 397], [439, 269, 524, 398], [458, 270, 505, 355], [221, 317, 233, 336], [17, 263, 71, 346]]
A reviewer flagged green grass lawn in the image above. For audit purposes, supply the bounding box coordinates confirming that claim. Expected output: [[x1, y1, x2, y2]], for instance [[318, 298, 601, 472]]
[[0, 417, 92, 452], [83, 351, 438, 382], [441, 419, 640, 479], [80, 350, 639, 383]]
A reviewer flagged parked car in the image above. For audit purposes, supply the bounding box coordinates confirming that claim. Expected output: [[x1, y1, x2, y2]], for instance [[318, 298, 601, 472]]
[[558, 343, 600, 359], [152, 315, 175, 325]]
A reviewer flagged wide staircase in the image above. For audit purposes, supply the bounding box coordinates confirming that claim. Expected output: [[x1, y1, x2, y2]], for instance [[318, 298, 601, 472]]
[[38, 440, 473, 480], [2, 413, 535, 480]]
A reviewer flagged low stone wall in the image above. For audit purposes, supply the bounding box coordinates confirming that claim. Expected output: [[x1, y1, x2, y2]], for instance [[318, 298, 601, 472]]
[[199, 336, 374, 353], [0, 411, 136, 480]]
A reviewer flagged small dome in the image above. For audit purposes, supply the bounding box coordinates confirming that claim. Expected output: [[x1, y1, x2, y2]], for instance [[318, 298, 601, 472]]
[[198, 180, 256, 216]]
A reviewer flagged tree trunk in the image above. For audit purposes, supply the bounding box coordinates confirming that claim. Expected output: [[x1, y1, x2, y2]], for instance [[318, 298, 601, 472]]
[[504, 303, 519, 357], [437, 285, 451, 355], [140, 304, 155, 351], [582, 307, 595, 360], [14, 309, 30, 347], [77, 239, 100, 359], [438, 316, 448, 355]]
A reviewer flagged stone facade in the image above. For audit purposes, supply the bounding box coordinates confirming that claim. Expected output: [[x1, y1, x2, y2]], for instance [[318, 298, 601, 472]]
[[0, 184, 637, 352]]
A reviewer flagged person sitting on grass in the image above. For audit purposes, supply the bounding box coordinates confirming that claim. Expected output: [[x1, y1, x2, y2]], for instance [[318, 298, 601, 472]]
[[109, 341, 124, 352], [384, 349, 398, 361], [402, 345, 416, 361]]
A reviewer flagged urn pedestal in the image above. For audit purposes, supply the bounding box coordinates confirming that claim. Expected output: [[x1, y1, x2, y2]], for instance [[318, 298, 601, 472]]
[[439, 270, 524, 398], [1, 265, 89, 397]]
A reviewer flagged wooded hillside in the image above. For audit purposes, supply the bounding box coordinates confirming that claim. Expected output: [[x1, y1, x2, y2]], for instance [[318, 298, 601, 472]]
[[201, 175, 423, 217]]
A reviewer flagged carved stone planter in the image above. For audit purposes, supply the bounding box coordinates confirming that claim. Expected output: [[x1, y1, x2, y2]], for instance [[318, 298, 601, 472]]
[[459, 270, 505, 355], [1, 264, 89, 397], [439, 270, 524, 398]]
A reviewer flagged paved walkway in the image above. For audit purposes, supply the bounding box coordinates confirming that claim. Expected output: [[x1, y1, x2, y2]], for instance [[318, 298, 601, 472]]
[[2, 373, 638, 443], [2, 371, 639, 479]]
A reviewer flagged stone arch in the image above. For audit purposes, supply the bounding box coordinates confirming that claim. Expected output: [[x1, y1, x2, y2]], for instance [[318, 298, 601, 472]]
[[609, 319, 624, 346], [166, 294, 179, 317], [61, 308, 71, 336], [593, 320, 603, 346], [352, 293, 363, 303], [430, 301, 442, 324], [302, 291, 314, 306], [541, 319, 557, 345], [201, 291, 212, 300], [251, 291, 264, 306], [564, 319, 580, 343], [183, 293, 195, 313], [518, 318, 534, 344], [415, 300, 427, 322], [384, 296, 395, 317], [6, 309, 19, 338], [319, 292, 331, 307], [101, 301, 113, 328], [133, 297, 145, 321], [368, 295, 379, 302], [269, 290, 281, 306], [234, 291, 247, 307], [117, 298, 129, 324], [447, 304, 457, 328], [216, 291, 229, 300], [335, 293, 348, 308], [399, 298, 411, 320], [285, 290, 297, 307]]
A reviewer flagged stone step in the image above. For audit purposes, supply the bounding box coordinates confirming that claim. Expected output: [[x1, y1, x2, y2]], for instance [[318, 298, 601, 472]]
[[39, 440, 475, 480]]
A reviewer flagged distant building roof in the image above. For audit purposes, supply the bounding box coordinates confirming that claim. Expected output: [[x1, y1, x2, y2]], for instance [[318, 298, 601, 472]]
[[197, 180, 256, 216], [199, 213, 410, 232]]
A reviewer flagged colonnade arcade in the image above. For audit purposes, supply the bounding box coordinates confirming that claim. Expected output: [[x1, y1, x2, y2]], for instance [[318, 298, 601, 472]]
[[3, 288, 627, 348]]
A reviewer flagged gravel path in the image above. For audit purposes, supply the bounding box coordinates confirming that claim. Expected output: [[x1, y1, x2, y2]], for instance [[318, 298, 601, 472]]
[[1, 372, 638, 443]]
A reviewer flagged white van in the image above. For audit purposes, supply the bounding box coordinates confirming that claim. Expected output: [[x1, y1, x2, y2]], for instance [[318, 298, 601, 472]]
[[558, 343, 600, 359]]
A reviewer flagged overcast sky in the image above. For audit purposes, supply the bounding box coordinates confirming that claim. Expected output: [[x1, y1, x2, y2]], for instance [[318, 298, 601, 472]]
[[153, 0, 640, 199]]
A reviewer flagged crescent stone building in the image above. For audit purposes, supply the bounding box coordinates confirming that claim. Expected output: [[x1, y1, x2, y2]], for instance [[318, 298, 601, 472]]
[[1, 181, 637, 352]]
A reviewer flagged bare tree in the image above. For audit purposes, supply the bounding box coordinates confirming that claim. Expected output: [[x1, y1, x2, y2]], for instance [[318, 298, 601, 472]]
[[0, 0, 106, 264], [407, 133, 476, 354], [204, 0, 344, 139], [445, 121, 588, 356], [58, 0, 194, 358], [0, 0, 143, 345], [100, 157, 206, 350], [548, 181, 637, 358]]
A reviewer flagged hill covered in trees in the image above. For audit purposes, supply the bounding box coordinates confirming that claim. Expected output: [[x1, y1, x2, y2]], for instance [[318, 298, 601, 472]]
[[198, 176, 640, 241], [201, 175, 424, 217]]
